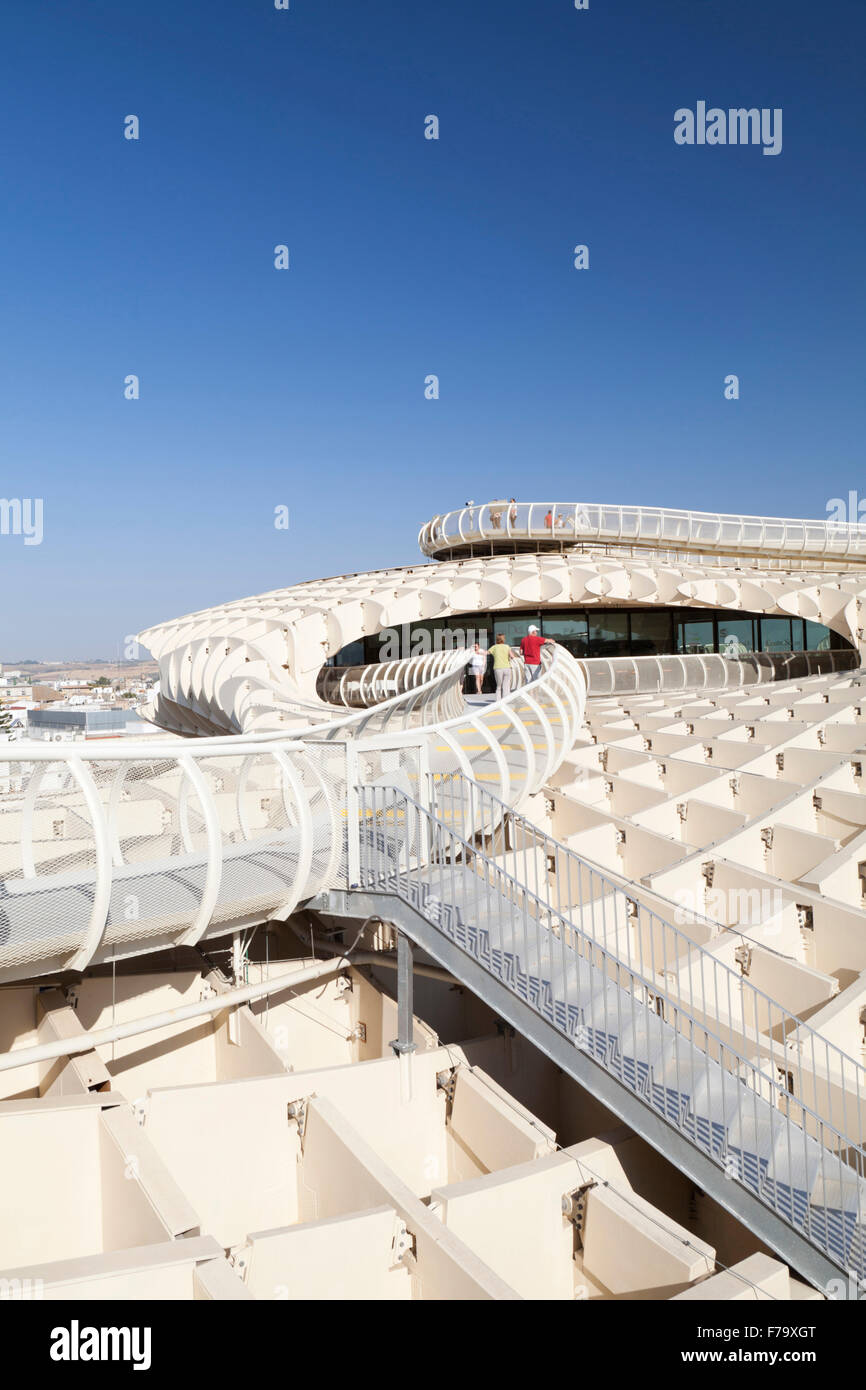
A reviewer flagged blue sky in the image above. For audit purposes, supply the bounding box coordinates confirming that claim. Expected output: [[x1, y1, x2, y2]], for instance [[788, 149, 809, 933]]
[[0, 0, 863, 657]]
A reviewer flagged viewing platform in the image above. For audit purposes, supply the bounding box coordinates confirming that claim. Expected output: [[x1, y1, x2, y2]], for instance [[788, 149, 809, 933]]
[[419, 502, 866, 569]]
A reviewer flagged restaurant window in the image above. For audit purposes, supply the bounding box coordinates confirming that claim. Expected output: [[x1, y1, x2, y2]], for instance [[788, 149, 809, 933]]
[[717, 617, 755, 656], [676, 616, 716, 654], [759, 618, 792, 653], [588, 611, 630, 657], [805, 621, 833, 651], [490, 615, 537, 648], [541, 612, 589, 657], [444, 615, 489, 651], [330, 638, 366, 667], [629, 611, 673, 655]]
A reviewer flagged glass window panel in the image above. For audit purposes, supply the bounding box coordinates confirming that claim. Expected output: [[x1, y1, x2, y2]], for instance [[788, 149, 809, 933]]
[[791, 618, 805, 651], [717, 617, 754, 655], [629, 611, 673, 655], [444, 614, 490, 650], [588, 611, 629, 656], [760, 617, 792, 652], [541, 612, 589, 657], [492, 616, 537, 648], [331, 638, 366, 666], [676, 618, 715, 654], [805, 621, 833, 651]]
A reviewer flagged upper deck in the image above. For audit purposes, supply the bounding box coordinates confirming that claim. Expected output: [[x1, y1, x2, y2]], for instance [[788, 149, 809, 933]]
[[419, 501, 866, 569]]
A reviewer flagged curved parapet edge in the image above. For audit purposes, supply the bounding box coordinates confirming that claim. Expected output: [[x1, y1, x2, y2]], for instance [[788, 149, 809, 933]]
[[419, 501, 866, 566]]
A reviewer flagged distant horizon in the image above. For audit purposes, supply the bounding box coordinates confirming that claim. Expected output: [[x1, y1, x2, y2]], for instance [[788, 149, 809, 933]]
[[0, 656, 158, 669]]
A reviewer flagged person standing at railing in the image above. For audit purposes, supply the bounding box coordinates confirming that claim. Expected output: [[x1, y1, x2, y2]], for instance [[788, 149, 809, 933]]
[[491, 633, 514, 697], [519, 625, 552, 682]]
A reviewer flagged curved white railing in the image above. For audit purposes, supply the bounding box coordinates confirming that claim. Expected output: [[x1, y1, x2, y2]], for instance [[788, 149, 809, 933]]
[[419, 502, 866, 566], [0, 645, 585, 982], [580, 649, 860, 697], [316, 650, 475, 710], [143, 646, 482, 738]]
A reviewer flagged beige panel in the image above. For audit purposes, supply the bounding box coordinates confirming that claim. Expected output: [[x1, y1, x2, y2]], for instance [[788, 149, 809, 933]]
[[431, 1153, 583, 1299], [240, 1206, 411, 1301], [300, 1096, 520, 1300]]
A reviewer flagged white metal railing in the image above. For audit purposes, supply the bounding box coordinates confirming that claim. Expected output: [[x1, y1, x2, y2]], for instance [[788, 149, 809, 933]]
[[316, 650, 475, 711], [580, 649, 859, 697], [357, 775, 866, 1282], [419, 502, 866, 566], [145, 647, 480, 739], [0, 645, 585, 981]]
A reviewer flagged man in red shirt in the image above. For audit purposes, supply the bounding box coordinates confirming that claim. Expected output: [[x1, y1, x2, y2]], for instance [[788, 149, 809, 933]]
[[519, 625, 551, 681]]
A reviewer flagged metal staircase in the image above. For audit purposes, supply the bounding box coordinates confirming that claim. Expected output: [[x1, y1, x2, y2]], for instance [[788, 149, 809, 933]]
[[317, 773, 866, 1295]]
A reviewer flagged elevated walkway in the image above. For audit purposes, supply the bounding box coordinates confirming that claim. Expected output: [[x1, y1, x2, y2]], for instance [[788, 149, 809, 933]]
[[3, 639, 865, 1294]]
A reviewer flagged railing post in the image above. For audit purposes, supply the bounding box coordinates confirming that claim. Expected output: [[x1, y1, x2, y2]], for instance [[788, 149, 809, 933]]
[[65, 756, 114, 972], [390, 931, 416, 1056], [345, 740, 360, 887], [176, 754, 224, 948]]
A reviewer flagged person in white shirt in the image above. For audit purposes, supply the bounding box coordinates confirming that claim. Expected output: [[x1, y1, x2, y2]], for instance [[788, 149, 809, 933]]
[[469, 642, 488, 694]]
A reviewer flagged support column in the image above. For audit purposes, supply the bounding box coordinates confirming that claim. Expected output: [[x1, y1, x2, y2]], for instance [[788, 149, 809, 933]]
[[228, 931, 242, 1045], [390, 931, 417, 1056]]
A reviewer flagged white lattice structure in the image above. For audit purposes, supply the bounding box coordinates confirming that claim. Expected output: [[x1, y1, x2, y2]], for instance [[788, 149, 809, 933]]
[[0, 643, 584, 983], [2, 498, 866, 1301], [138, 521, 866, 738]]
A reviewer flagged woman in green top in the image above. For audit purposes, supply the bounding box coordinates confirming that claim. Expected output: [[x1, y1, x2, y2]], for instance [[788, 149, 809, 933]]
[[491, 633, 514, 698]]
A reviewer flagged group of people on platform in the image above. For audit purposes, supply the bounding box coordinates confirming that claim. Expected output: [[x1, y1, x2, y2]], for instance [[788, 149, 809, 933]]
[[468, 626, 552, 697], [430, 502, 581, 541]]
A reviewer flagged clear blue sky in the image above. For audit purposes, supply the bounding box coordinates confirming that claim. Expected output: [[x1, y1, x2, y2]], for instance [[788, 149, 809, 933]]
[[1, 0, 863, 658]]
